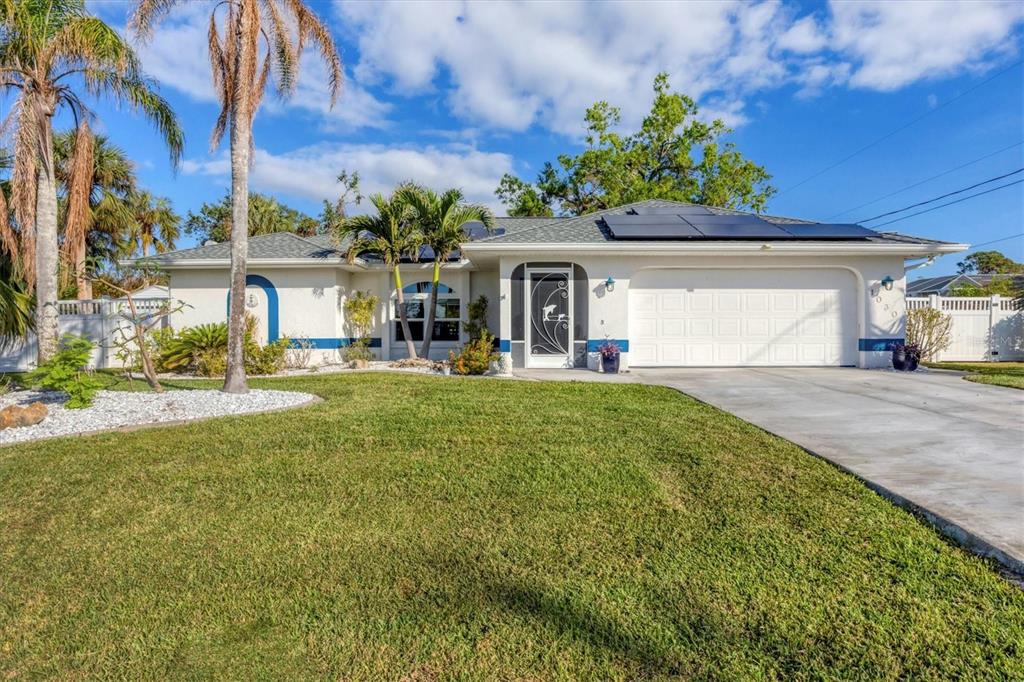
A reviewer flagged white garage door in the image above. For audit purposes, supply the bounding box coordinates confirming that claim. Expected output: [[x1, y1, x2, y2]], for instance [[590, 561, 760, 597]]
[[629, 268, 858, 367]]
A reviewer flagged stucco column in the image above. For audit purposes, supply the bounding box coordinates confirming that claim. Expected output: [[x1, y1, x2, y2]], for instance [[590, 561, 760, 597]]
[[498, 257, 514, 366]]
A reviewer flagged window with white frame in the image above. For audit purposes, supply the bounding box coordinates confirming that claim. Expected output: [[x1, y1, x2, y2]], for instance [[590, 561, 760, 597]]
[[393, 282, 461, 342]]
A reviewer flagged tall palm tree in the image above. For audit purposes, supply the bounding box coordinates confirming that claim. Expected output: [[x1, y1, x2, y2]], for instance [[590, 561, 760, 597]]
[[338, 192, 423, 359], [131, 0, 342, 394], [1, 0, 183, 362], [128, 190, 178, 257], [400, 185, 493, 357], [54, 127, 136, 298]]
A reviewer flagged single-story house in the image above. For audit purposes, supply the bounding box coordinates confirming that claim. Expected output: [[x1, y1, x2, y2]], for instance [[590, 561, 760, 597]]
[[145, 199, 966, 371], [907, 273, 1017, 296]]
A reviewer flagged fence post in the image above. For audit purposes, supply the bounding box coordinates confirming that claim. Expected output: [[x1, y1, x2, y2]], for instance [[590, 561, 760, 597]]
[[989, 295, 1000, 361], [928, 293, 940, 311]]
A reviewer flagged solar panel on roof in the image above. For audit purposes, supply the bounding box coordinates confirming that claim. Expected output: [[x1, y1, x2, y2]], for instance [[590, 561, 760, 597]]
[[604, 214, 702, 239], [682, 214, 796, 239], [628, 205, 713, 216], [463, 222, 505, 240], [781, 223, 878, 239]]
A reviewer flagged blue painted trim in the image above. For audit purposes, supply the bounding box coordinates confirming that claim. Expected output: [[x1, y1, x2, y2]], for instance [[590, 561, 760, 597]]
[[225, 274, 279, 345], [292, 337, 382, 350], [499, 339, 511, 352], [859, 338, 904, 352], [587, 339, 629, 353]]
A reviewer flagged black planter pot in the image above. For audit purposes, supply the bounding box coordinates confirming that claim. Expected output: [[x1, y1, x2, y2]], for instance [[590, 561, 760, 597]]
[[602, 354, 620, 374], [892, 349, 919, 372]]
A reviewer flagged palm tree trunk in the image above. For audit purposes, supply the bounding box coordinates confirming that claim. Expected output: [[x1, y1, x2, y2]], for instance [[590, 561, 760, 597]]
[[222, 106, 250, 394], [34, 122, 60, 363], [393, 265, 417, 359], [419, 259, 441, 357], [74, 239, 92, 300]]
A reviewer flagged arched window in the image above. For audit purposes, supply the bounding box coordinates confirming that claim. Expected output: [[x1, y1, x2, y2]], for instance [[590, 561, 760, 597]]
[[393, 282, 461, 343]]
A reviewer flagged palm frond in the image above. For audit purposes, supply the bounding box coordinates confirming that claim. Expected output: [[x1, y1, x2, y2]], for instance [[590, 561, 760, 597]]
[[60, 119, 93, 272]]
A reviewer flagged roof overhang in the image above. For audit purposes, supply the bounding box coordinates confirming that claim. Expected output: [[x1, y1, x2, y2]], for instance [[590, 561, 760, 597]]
[[125, 257, 475, 271], [460, 241, 969, 258]]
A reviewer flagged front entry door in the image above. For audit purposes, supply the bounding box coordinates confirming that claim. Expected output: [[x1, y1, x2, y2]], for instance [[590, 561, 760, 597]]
[[526, 268, 573, 368]]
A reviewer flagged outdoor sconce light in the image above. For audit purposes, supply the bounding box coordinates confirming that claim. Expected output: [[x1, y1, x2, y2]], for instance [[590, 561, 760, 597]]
[[881, 276, 894, 291], [605, 276, 616, 292]]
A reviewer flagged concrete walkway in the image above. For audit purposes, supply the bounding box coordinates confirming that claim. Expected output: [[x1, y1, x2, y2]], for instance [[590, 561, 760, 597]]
[[517, 367, 1024, 574]]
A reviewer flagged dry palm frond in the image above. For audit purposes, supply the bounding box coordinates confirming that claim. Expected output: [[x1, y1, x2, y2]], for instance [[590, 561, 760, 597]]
[[0, 179, 18, 267], [60, 120, 94, 276], [10, 94, 38, 287], [284, 0, 343, 105]]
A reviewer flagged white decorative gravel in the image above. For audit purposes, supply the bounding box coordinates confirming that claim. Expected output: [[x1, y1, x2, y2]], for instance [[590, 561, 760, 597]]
[[0, 388, 317, 446]]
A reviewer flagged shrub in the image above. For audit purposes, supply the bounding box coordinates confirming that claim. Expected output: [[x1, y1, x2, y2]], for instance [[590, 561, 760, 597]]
[[344, 290, 379, 365], [159, 322, 228, 370], [462, 295, 490, 341], [26, 334, 102, 408], [907, 308, 953, 361], [247, 338, 290, 375], [286, 337, 314, 370], [449, 331, 498, 375]]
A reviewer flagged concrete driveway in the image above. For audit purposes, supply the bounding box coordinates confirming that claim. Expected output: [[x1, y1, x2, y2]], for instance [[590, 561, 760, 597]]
[[519, 367, 1024, 573]]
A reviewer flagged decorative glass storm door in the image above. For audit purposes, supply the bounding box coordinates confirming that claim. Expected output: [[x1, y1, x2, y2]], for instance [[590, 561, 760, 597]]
[[526, 268, 573, 368]]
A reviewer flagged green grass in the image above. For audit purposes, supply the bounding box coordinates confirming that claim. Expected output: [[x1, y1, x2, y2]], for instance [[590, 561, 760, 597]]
[[924, 361, 1024, 390], [1, 373, 1022, 679]]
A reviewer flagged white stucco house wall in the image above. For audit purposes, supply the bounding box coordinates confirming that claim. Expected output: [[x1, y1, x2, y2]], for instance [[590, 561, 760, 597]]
[[144, 199, 966, 371]]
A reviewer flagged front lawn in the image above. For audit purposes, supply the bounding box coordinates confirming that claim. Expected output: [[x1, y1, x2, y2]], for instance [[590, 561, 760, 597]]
[[924, 361, 1024, 390], [1, 373, 1022, 678]]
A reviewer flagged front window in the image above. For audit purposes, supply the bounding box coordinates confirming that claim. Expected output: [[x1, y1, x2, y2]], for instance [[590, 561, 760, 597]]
[[393, 282, 460, 342]]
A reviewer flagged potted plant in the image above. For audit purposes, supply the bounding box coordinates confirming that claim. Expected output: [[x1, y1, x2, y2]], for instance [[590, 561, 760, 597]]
[[598, 341, 621, 374], [891, 342, 921, 371]]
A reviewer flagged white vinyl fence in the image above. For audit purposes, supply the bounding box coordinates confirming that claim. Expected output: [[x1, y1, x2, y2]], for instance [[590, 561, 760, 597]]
[[0, 298, 172, 372], [907, 295, 1024, 362]]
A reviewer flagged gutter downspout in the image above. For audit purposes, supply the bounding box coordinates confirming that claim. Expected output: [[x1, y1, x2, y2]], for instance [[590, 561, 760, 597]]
[[904, 255, 936, 274]]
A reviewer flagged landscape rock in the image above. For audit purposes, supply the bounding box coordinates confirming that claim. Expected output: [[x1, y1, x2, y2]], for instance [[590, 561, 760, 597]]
[[0, 402, 49, 430]]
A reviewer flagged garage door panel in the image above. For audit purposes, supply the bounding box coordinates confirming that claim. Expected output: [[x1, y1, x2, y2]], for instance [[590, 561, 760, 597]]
[[629, 268, 857, 367]]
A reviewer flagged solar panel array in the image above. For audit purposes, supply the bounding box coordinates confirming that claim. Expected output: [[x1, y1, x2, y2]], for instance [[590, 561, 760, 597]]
[[603, 211, 879, 241]]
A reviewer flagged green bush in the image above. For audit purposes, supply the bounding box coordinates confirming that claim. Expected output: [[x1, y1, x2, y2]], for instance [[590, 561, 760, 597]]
[[449, 331, 497, 375], [26, 335, 102, 408], [159, 322, 228, 370], [159, 318, 290, 377], [246, 338, 290, 375]]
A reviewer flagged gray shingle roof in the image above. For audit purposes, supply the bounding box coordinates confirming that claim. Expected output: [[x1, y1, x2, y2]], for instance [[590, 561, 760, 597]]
[[908, 273, 1018, 295], [147, 232, 345, 263], [473, 199, 954, 246]]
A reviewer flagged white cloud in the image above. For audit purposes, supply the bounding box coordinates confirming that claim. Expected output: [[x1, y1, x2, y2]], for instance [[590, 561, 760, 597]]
[[182, 143, 515, 213], [338, 0, 1024, 135], [129, 2, 391, 131], [829, 1, 1024, 90]]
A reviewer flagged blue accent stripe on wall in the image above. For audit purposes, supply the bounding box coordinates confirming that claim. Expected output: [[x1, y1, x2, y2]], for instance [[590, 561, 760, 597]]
[[499, 339, 511, 352], [226, 274, 279, 345], [858, 338, 904, 352], [292, 338, 382, 350], [586, 339, 630, 353]]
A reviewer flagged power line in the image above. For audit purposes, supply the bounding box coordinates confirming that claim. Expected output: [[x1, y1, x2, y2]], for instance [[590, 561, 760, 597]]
[[827, 141, 1024, 220], [857, 168, 1024, 223], [776, 59, 1024, 197], [871, 178, 1023, 228], [960, 232, 1024, 251]]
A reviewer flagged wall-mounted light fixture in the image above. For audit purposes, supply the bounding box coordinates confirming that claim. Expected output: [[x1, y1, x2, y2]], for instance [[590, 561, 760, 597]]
[[605, 276, 616, 292], [881, 275, 894, 291]]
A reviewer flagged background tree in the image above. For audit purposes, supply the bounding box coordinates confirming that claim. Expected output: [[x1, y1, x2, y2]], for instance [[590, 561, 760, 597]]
[[337, 192, 422, 359], [2, 0, 182, 362], [494, 175, 553, 218], [128, 191, 179, 257], [400, 184, 493, 357], [0, 252, 33, 351], [54, 127, 136, 298], [184, 192, 318, 244], [132, 0, 342, 394], [319, 170, 362, 233], [957, 250, 1023, 275], [495, 73, 774, 217]]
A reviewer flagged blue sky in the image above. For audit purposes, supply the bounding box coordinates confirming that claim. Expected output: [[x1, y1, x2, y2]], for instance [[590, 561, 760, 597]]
[[50, 1, 1024, 276]]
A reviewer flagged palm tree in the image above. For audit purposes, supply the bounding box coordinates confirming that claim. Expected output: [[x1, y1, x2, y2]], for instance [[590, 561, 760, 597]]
[[400, 185, 493, 357], [128, 191, 178, 257], [131, 0, 342, 394], [54, 128, 136, 298], [0, 253, 33, 352], [338, 192, 422, 359], [1, 0, 183, 363]]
